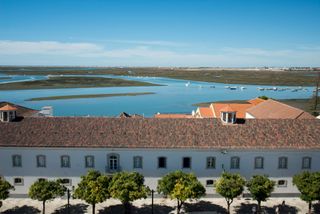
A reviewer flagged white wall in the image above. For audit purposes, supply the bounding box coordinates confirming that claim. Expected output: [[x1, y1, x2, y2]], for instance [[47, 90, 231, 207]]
[[245, 112, 255, 119], [0, 147, 319, 195]]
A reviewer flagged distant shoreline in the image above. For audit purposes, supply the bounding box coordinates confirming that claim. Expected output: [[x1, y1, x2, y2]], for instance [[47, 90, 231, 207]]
[[0, 66, 318, 86], [0, 76, 162, 90], [26, 92, 155, 101]]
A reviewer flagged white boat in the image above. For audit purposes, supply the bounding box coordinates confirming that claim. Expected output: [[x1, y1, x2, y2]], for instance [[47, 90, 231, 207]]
[[224, 86, 230, 89], [258, 87, 265, 91], [240, 86, 246, 90], [185, 82, 190, 87], [229, 87, 237, 90]]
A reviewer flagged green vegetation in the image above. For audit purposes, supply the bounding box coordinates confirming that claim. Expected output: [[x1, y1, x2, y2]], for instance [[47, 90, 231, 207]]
[[109, 172, 150, 214], [0, 177, 14, 208], [246, 175, 275, 214], [0, 76, 161, 90], [258, 95, 269, 100], [28, 180, 66, 214], [0, 66, 319, 86], [26, 92, 155, 101], [293, 171, 320, 214], [73, 170, 111, 214], [215, 172, 245, 214], [157, 170, 206, 214]]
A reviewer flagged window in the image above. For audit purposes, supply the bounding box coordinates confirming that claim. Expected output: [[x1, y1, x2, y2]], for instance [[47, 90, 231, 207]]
[[14, 177, 24, 186], [107, 154, 120, 171], [60, 178, 72, 186], [302, 157, 311, 169], [230, 157, 240, 169], [12, 155, 22, 167], [206, 157, 216, 169], [85, 156, 95, 168], [278, 157, 288, 169], [182, 157, 191, 169], [133, 156, 143, 169], [158, 157, 167, 168], [206, 179, 215, 187], [37, 155, 46, 168], [277, 180, 287, 187], [254, 157, 264, 169], [61, 155, 70, 168]]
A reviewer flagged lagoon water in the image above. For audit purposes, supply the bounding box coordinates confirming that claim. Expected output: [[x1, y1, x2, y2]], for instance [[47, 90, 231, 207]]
[[0, 73, 314, 117]]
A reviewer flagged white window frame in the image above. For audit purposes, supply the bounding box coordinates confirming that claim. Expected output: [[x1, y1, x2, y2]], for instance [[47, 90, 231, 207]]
[[61, 155, 70, 168], [206, 157, 216, 169], [133, 156, 143, 169], [230, 156, 240, 169], [14, 177, 24, 186], [254, 157, 264, 169], [278, 157, 288, 169], [36, 155, 46, 168], [85, 155, 95, 168], [12, 154, 22, 167]]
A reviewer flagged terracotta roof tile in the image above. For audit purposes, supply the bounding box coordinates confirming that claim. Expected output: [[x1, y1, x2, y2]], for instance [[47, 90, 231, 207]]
[[155, 114, 193, 118], [212, 103, 253, 119], [0, 117, 319, 149], [0, 104, 17, 111], [0, 102, 38, 117], [198, 107, 214, 118], [246, 99, 315, 119], [248, 98, 266, 106]]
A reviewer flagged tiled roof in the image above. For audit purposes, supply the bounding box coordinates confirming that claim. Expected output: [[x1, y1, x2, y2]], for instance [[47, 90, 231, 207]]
[[212, 103, 253, 119], [198, 107, 214, 118], [246, 99, 315, 119], [0, 102, 38, 117], [0, 117, 319, 149], [154, 113, 193, 118], [0, 104, 17, 111], [220, 105, 236, 112], [248, 98, 266, 106]]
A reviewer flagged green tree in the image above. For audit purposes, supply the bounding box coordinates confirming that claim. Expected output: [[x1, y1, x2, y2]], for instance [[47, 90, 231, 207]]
[[28, 180, 66, 214], [215, 172, 245, 214], [293, 171, 320, 214], [109, 171, 150, 214], [246, 175, 275, 214], [73, 170, 111, 214], [0, 177, 14, 208], [157, 171, 206, 214], [258, 96, 269, 100]]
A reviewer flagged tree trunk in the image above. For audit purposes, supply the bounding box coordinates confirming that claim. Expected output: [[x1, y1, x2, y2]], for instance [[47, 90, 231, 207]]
[[92, 203, 95, 214], [42, 200, 46, 214], [227, 202, 230, 214], [124, 202, 131, 214], [176, 199, 180, 214], [257, 200, 261, 214], [308, 201, 312, 214]]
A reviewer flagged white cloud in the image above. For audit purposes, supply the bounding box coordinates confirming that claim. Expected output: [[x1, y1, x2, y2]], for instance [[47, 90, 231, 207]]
[[0, 40, 104, 55], [0, 40, 319, 66]]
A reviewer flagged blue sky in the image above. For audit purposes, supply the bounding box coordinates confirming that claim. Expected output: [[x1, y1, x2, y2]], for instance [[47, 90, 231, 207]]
[[0, 0, 319, 66]]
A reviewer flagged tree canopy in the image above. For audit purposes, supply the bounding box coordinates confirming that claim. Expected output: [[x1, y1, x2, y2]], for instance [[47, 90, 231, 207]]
[[215, 172, 245, 213], [109, 171, 150, 214], [0, 177, 14, 208], [73, 170, 111, 214], [293, 171, 320, 214], [246, 175, 275, 214], [157, 171, 205, 214], [29, 179, 66, 214]]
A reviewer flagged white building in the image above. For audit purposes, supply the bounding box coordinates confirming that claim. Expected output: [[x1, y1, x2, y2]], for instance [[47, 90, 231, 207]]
[[0, 105, 319, 197]]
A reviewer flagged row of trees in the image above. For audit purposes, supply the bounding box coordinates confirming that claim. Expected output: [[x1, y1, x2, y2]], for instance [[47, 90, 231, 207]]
[[1, 171, 320, 214]]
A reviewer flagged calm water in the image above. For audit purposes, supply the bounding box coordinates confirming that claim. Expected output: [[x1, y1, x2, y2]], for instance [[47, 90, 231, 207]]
[[0, 73, 314, 117]]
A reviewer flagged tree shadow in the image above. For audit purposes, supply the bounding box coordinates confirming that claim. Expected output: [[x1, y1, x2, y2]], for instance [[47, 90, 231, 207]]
[[234, 203, 276, 214], [52, 203, 89, 214], [313, 202, 320, 214], [98, 204, 174, 214], [2, 205, 41, 214], [184, 200, 228, 214], [273, 204, 299, 214]]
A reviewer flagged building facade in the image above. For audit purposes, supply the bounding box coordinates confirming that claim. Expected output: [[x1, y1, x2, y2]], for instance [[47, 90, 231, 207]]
[[0, 108, 319, 196]]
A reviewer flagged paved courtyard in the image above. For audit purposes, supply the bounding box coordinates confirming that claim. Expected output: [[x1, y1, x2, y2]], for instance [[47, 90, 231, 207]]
[[0, 197, 319, 214]]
